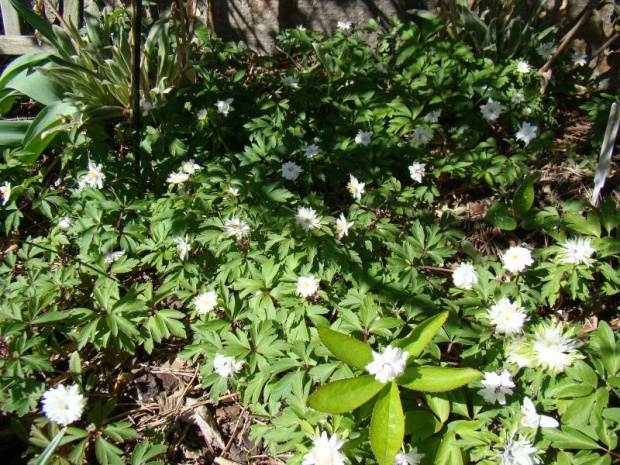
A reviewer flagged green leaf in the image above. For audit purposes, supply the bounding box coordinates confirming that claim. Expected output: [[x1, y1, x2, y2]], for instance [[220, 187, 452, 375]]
[[307, 375, 383, 414], [21, 101, 77, 163], [396, 312, 448, 359], [543, 426, 601, 450], [370, 383, 404, 465], [69, 351, 82, 387], [7, 0, 60, 49], [486, 202, 517, 230], [35, 427, 67, 465], [0, 120, 30, 147], [317, 326, 372, 370], [435, 433, 464, 465], [398, 367, 481, 392], [131, 440, 167, 465], [95, 437, 125, 465], [404, 408, 442, 440], [513, 172, 539, 215]]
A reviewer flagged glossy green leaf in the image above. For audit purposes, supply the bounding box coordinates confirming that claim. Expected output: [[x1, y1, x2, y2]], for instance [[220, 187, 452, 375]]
[[20, 101, 77, 163], [317, 326, 372, 370], [396, 312, 448, 359], [0, 120, 30, 147], [370, 383, 404, 465], [486, 202, 517, 230], [513, 172, 539, 215], [398, 367, 482, 392], [307, 375, 383, 414]]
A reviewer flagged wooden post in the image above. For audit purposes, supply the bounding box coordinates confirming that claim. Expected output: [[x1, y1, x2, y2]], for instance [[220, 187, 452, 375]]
[[0, 0, 22, 36], [62, 0, 79, 27]]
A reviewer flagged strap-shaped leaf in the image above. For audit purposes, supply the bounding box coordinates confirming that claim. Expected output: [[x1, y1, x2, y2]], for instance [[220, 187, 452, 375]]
[[308, 375, 383, 414], [396, 312, 448, 359], [7, 0, 60, 50], [317, 326, 372, 370], [397, 366, 482, 392], [370, 383, 404, 465]]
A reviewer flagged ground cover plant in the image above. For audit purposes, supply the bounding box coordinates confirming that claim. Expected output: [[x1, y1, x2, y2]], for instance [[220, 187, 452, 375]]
[[0, 2, 619, 464]]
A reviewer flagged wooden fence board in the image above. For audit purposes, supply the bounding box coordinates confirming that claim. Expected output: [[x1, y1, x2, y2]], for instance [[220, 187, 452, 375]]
[[0, 35, 52, 54], [1, 0, 22, 36], [62, 0, 79, 27]]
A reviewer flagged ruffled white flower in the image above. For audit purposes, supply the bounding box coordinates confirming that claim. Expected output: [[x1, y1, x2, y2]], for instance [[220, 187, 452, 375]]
[[304, 144, 320, 159], [572, 52, 588, 66], [393, 447, 424, 465], [532, 323, 579, 373], [521, 397, 559, 429], [408, 162, 426, 183], [536, 41, 557, 60], [502, 246, 534, 273], [282, 161, 304, 181], [297, 276, 319, 298], [347, 175, 365, 200], [410, 127, 433, 148], [213, 353, 244, 378], [215, 98, 234, 116], [197, 108, 208, 121], [58, 215, 72, 230], [355, 130, 372, 146], [366, 346, 409, 383], [337, 21, 351, 31], [1, 181, 11, 205], [225, 186, 239, 197], [140, 100, 154, 116], [516, 61, 531, 73], [223, 218, 251, 239], [181, 160, 201, 174], [511, 92, 525, 104], [335, 213, 353, 239], [487, 298, 528, 336], [104, 250, 125, 263], [194, 291, 218, 314], [303, 432, 346, 465], [477, 370, 515, 405], [423, 110, 441, 123], [175, 236, 191, 260], [41, 384, 86, 426], [281, 75, 299, 88], [167, 171, 190, 186], [506, 337, 532, 368], [558, 237, 595, 267], [480, 98, 502, 121], [78, 162, 106, 190], [296, 207, 321, 231], [452, 263, 478, 290], [516, 122, 538, 146], [499, 436, 540, 465]]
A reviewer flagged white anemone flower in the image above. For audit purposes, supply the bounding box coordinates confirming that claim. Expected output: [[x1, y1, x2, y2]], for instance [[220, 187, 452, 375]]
[[281, 75, 299, 88], [347, 175, 365, 200], [452, 263, 478, 290], [408, 162, 426, 183], [197, 108, 208, 121], [223, 218, 251, 239], [516, 61, 531, 73], [282, 161, 304, 181], [477, 370, 515, 405], [355, 130, 372, 146], [41, 384, 86, 426], [140, 100, 154, 116], [499, 435, 540, 465], [304, 144, 320, 159], [335, 213, 353, 239], [487, 298, 528, 336], [532, 323, 579, 373], [78, 162, 106, 190], [480, 98, 502, 121], [1, 181, 11, 205], [58, 215, 72, 230], [215, 98, 234, 116], [213, 353, 244, 378], [296, 207, 321, 231], [410, 127, 433, 148], [194, 291, 218, 314], [506, 337, 532, 368], [502, 246, 534, 273], [302, 431, 346, 465], [167, 171, 190, 186], [393, 447, 425, 465], [104, 250, 125, 263], [521, 397, 559, 429], [175, 235, 191, 260], [181, 160, 201, 174], [558, 237, 595, 267], [297, 276, 319, 298], [225, 186, 239, 198], [572, 52, 588, 66], [511, 92, 525, 104], [336, 21, 351, 31], [536, 41, 557, 60], [366, 346, 409, 383], [423, 111, 441, 123], [516, 122, 538, 146]]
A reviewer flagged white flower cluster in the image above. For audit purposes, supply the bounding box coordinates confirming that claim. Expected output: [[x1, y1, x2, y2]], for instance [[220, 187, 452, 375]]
[[41, 384, 86, 426], [213, 353, 243, 378], [78, 162, 106, 190], [168, 159, 202, 186]]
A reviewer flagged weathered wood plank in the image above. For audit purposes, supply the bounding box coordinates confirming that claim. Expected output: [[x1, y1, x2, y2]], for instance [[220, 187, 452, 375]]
[[62, 0, 79, 27], [1, 0, 22, 36], [0, 35, 53, 54]]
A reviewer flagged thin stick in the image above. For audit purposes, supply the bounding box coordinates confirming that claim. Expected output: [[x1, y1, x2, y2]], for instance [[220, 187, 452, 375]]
[[41, 0, 79, 42], [132, 0, 143, 176]]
